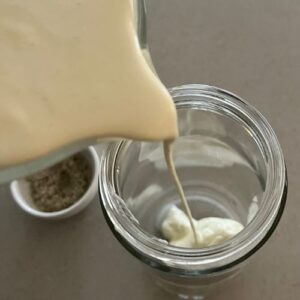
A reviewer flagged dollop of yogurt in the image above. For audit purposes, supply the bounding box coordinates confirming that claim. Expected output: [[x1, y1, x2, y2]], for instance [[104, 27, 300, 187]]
[[161, 206, 244, 248]]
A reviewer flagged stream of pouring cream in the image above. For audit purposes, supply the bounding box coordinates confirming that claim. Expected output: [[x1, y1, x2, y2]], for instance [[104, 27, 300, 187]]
[[164, 141, 199, 246]]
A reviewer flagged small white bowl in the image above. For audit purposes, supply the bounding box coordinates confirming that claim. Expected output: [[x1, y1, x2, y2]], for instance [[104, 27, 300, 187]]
[[10, 146, 99, 220]]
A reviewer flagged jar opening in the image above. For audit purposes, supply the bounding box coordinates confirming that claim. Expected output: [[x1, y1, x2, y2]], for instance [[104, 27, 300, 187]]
[[99, 84, 287, 274]]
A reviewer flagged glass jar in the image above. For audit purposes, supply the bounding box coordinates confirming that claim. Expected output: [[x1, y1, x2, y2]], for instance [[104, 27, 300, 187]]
[[99, 84, 287, 298]]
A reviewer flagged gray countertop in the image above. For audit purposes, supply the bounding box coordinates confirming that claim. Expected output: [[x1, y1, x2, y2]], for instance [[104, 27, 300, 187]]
[[1, 1, 299, 299]]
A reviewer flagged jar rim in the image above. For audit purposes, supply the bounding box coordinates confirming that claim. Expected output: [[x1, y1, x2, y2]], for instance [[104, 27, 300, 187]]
[[99, 84, 287, 275]]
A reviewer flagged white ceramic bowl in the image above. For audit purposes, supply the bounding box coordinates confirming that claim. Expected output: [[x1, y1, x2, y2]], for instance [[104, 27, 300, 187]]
[[10, 146, 99, 220]]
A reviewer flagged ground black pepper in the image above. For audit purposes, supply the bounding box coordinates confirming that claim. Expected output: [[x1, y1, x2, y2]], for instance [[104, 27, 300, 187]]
[[27, 154, 91, 212]]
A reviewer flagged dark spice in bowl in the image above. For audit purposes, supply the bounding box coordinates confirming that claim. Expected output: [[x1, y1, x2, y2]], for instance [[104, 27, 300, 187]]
[[27, 154, 91, 212]]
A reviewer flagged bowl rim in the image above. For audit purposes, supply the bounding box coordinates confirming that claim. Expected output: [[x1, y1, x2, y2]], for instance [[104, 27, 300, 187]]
[[10, 146, 99, 218]]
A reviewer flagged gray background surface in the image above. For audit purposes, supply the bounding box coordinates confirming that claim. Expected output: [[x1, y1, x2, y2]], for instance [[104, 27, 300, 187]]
[[0, 0, 299, 299]]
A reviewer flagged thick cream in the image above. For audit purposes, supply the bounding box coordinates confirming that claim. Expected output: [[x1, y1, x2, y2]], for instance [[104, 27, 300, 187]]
[[0, 0, 177, 167], [162, 206, 244, 248]]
